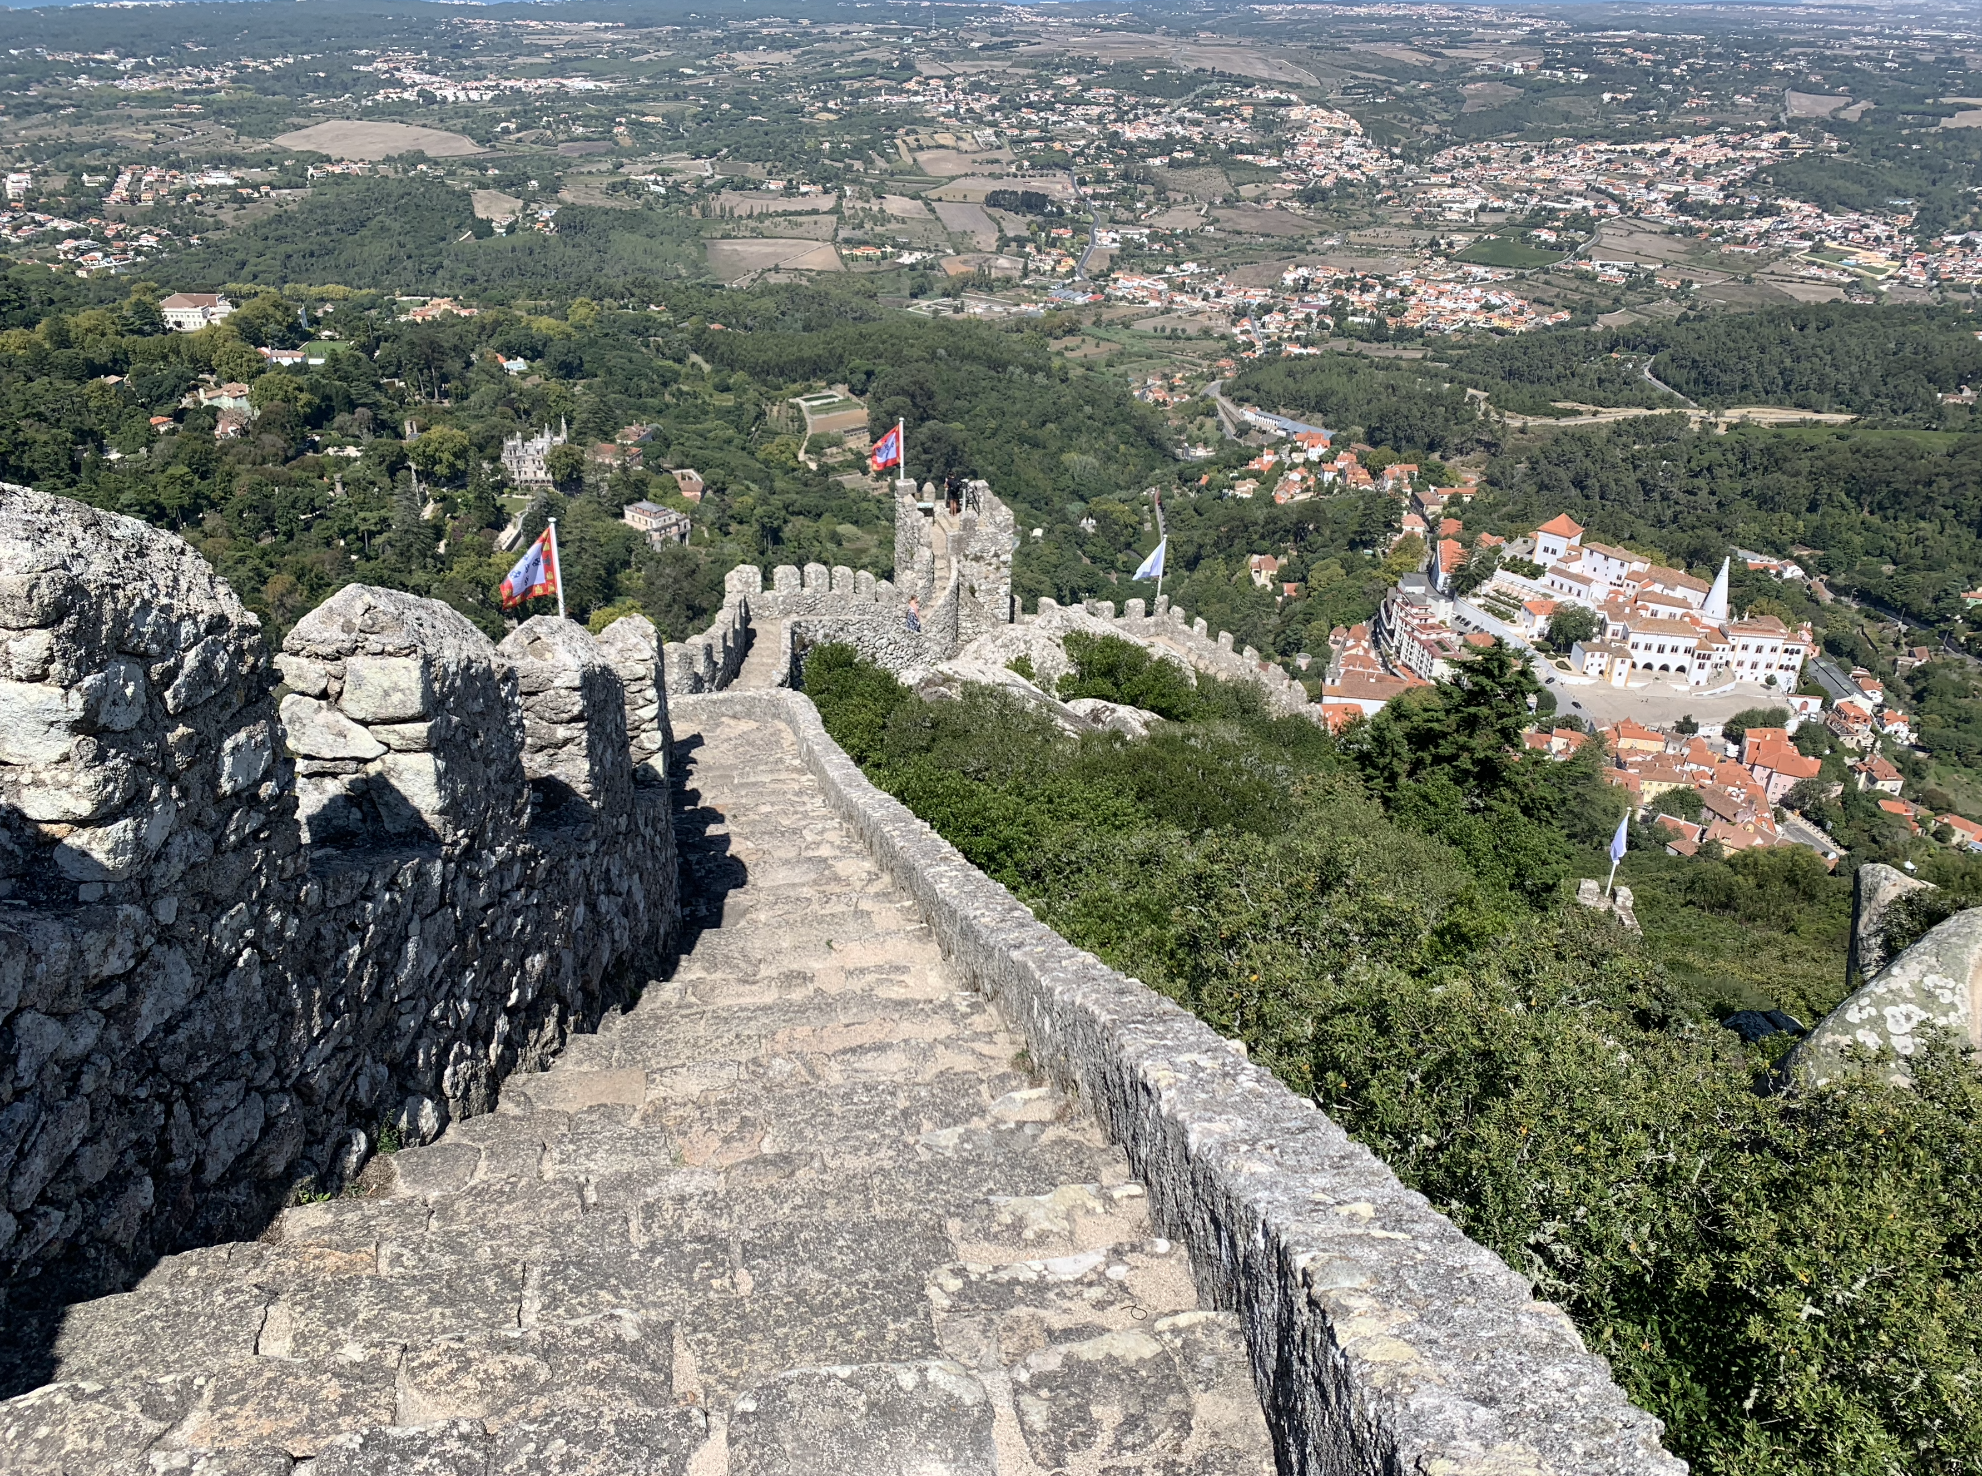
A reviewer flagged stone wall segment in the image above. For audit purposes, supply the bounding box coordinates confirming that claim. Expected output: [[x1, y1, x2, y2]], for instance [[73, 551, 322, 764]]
[[0, 486, 678, 1307], [671, 687, 1683, 1476]]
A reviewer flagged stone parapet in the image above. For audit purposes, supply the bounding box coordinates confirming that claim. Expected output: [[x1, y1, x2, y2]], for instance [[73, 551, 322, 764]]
[[674, 687, 1683, 1476], [0, 485, 677, 1298], [281, 585, 524, 849], [661, 592, 751, 698], [1025, 594, 1315, 717], [499, 615, 633, 817], [594, 612, 672, 784], [733, 561, 904, 620]]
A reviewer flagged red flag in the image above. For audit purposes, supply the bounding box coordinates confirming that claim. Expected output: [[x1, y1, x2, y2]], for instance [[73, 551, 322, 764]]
[[869, 423, 902, 472], [500, 526, 559, 610]]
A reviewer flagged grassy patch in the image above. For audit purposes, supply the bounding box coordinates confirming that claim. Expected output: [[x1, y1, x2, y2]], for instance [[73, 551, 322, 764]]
[[1454, 235, 1566, 269], [1619, 846, 1853, 1024]]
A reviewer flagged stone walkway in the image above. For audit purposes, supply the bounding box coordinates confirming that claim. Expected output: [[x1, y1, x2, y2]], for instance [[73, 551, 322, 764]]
[[1, 699, 1274, 1475]]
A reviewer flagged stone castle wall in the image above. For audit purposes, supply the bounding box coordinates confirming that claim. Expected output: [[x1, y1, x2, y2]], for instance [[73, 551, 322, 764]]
[[0, 487, 678, 1298], [679, 687, 1683, 1476], [660, 585, 750, 698], [671, 568, 1317, 720], [1034, 592, 1315, 716]]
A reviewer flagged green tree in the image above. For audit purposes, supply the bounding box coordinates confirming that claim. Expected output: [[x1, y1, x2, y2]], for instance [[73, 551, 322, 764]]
[[1543, 604, 1601, 653], [545, 442, 588, 492], [407, 425, 472, 485]]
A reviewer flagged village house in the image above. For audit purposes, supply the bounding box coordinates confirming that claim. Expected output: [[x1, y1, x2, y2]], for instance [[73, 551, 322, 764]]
[[1942, 813, 1982, 850], [592, 442, 644, 471], [1852, 754, 1905, 794], [622, 500, 692, 547]]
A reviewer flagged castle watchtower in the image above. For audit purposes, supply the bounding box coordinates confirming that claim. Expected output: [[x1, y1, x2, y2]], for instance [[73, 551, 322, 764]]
[[892, 475, 1015, 647]]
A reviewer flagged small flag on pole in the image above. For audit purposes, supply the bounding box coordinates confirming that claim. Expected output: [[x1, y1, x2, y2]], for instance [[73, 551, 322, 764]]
[[501, 526, 560, 611], [869, 423, 903, 473], [1132, 538, 1167, 582], [1608, 811, 1629, 865]]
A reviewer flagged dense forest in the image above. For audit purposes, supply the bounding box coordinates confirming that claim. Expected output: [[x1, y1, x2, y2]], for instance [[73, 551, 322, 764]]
[[806, 635, 1982, 1476], [0, 265, 1202, 646], [1230, 303, 1982, 429], [163, 176, 710, 302]]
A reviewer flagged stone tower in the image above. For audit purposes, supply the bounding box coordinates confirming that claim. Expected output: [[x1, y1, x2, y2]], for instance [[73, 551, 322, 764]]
[[892, 475, 1016, 652]]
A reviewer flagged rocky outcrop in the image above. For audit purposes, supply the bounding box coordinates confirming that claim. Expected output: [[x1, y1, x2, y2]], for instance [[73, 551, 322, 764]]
[[1794, 903, 1982, 1085], [1847, 861, 1935, 986], [0, 486, 677, 1299]]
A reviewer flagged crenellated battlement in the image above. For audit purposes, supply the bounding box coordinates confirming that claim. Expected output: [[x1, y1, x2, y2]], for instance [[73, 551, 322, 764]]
[[0, 485, 678, 1295], [652, 473, 1314, 719], [1027, 591, 1315, 716]]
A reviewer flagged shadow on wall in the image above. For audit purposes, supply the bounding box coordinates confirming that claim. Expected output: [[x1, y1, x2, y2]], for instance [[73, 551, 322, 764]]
[[0, 487, 681, 1392], [667, 730, 750, 952]]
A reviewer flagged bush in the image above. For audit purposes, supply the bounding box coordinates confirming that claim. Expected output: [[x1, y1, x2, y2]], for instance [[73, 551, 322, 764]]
[[1056, 631, 1202, 720]]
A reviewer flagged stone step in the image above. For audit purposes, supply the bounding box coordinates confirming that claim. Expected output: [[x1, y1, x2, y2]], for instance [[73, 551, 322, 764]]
[[0, 703, 1276, 1476]]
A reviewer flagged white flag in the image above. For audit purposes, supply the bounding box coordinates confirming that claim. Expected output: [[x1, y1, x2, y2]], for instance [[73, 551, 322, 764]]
[[1133, 538, 1167, 582], [1608, 812, 1629, 865]]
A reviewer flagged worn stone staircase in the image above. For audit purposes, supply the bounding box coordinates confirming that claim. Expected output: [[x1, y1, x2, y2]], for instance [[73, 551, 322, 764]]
[[1, 698, 1274, 1475]]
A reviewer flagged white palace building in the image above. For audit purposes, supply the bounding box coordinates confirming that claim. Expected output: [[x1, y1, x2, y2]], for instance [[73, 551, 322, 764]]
[[1526, 514, 1811, 690]]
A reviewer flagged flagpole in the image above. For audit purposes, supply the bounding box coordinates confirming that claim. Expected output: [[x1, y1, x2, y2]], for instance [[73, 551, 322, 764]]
[[548, 517, 566, 621], [1605, 852, 1621, 899], [898, 418, 906, 489], [1152, 489, 1166, 605]]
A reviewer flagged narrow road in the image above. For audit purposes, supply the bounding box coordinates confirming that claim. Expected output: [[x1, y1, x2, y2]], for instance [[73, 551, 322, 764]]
[[1641, 358, 1696, 408], [2, 696, 1275, 1476], [1069, 168, 1101, 282], [1204, 377, 1248, 440]]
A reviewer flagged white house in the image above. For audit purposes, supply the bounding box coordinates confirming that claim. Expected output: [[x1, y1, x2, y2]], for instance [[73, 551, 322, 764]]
[[159, 293, 235, 332], [1533, 513, 1584, 567]]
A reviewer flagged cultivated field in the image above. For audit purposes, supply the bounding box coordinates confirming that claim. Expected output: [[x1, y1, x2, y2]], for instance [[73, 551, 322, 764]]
[[1211, 206, 1312, 239], [706, 238, 843, 281], [270, 120, 482, 158], [470, 189, 522, 220], [933, 200, 998, 248], [708, 190, 839, 216], [914, 148, 1012, 178]]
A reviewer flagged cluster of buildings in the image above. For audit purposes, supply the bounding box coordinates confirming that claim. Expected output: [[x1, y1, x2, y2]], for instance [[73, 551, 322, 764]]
[[1409, 128, 1982, 293], [1590, 704, 1982, 859], [1317, 511, 1825, 729], [1592, 719, 1834, 861], [103, 165, 246, 207], [1412, 130, 1807, 225], [354, 49, 614, 104], [0, 209, 89, 250]]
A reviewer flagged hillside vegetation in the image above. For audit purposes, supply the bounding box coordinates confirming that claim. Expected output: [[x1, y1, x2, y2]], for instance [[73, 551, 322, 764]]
[[1229, 303, 1982, 429]]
